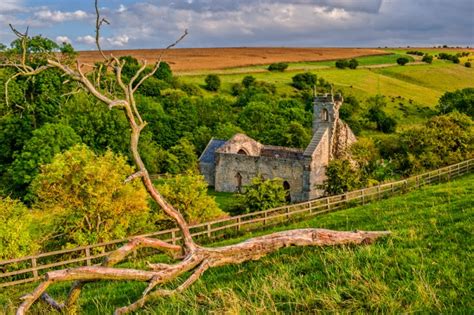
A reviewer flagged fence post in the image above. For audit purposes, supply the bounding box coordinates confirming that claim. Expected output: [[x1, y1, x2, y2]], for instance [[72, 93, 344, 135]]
[[85, 247, 91, 266], [327, 198, 331, 210], [286, 207, 290, 220], [171, 230, 176, 245], [361, 190, 365, 205], [263, 211, 268, 225], [207, 223, 212, 238], [31, 257, 39, 280], [237, 217, 241, 231], [377, 186, 381, 200]]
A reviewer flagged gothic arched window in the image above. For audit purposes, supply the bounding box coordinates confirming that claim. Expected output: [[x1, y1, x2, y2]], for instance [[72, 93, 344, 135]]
[[237, 148, 248, 155], [321, 108, 329, 121]]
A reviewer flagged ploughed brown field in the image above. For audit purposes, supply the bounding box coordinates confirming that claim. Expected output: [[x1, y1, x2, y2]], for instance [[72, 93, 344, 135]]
[[77, 47, 388, 73]]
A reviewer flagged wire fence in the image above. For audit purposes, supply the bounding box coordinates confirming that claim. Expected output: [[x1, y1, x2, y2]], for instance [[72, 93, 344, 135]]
[[0, 159, 472, 288]]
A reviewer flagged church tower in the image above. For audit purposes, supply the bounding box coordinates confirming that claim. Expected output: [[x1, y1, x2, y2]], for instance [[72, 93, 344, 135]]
[[312, 91, 343, 134]]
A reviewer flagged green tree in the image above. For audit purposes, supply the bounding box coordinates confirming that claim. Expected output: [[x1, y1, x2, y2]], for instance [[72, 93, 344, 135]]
[[292, 72, 317, 90], [31, 145, 150, 248], [242, 75, 256, 88], [335, 59, 349, 69], [239, 176, 287, 213], [204, 74, 221, 91], [168, 138, 198, 174], [422, 54, 433, 64], [348, 58, 359, 69], [154, 61, 173, 82], [268, 62, 288, 72], [0, 197, 39, 259], [437, 88, 474, 117], [156, 173, 226, 224], [396, 57, 409, 65], [8, 123, 81, 199], [323, 159, 361, 195]]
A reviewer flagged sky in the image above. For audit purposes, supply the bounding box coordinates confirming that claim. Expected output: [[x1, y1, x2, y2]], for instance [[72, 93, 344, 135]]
[[0, 0, 473, 50]]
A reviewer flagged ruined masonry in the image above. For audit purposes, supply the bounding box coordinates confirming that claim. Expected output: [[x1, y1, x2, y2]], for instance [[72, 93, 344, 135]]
[[199, 93, 357, 202]]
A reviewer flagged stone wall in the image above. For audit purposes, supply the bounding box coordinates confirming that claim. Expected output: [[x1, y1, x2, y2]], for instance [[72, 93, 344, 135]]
[[302, 127, 330, 200], [214, 153, 306, 202]]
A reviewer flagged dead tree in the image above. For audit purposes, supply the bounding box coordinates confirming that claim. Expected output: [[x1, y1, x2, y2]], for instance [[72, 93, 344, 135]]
[[2, 2, 390, 314]]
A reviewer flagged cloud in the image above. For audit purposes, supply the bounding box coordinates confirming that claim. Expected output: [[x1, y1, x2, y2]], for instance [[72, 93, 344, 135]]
[[117, 4, 127, 13], [55, 35, 71, 44], [106, 34, 129, 46], [34, 9, 90, 23], [0, 0, 24, 12], [76, 35, 96, 45]]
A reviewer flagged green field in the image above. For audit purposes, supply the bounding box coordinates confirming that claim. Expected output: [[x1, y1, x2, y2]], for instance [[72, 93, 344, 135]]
[[2, 173, 472, 314], [178, 52, 473, 130]]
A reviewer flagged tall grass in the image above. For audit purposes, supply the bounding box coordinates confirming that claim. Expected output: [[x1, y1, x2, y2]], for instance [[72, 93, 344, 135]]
[[1, 174, 472, 314]]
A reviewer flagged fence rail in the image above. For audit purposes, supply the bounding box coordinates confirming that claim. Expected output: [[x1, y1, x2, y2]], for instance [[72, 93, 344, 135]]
[[1, 159, 472, 288]]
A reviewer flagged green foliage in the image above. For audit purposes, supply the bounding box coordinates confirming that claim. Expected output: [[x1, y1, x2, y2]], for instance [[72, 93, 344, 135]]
[[118, 56, 140, 80], [437, 88, 474, 117], [422, 54, 433, 64], [324, 159, 361, 195], [242, 75, 256, 88], [205, 74, 221, 91], [156, 173, 227, 224], [8, 123, 81, 199], [438, 53, 460, 64], [348, 58, 359, 69], [239, 176, 287, 213], [292, 72, 317, 90], [31, 145, 149, 248], [154, 61, 173, 82], [335, 59, 349, 69], [0, 197, 39, 260], [398, 112, 473, 174], [465, 62, 471, 68], [268, 62, 288, 72], [396, 57, 409, 66], [167, 138, 198, 174]]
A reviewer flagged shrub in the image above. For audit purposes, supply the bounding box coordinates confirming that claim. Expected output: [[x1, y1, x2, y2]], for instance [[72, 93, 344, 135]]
[[396, 57, 409, 66], [422, 54, 433, 64], [268, 62, 288, 72], [292, 72, 317, 90], [323, 159, 361, 195], [0, 197, 39, 259], [239, 176, 287, 213], [335, 59, 349, 69], [156, 173, 227, 224], [242, 75, 256, 88], [437, 88, 474, 117], [231, 83, 244, 96], [367, 106, 397, 133], [31, 144, 150, 248], [204, 74, 221, 91], [348, 58, 359, 69], [465, 62, 472, 68], [153, 61, 173, 82]]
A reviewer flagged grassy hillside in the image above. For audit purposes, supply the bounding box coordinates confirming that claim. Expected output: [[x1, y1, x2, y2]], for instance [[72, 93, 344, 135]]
[[179, 53, 473, 129], [1, 173, 472, 314]]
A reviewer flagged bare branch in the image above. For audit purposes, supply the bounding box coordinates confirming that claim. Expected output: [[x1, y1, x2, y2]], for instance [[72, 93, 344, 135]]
[[94, 0, 110, 61], [131, 29, 188, 94], [124, 170, 146, 183]]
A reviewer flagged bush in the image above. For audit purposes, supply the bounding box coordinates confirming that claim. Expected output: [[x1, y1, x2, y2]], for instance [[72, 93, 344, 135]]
[[239, 176, 287, 213], [437, 88, 474, 117], [292, 72, 317, 90], [242, 75, 256, 88], [153, 61, 173, 82], [204, 74, 221, 91], [465, 62, 472, 68], [156, 173, 227, 224], [0, 197, 39, 259], [396, 57, 409, 66], [348, 58, 359, 69], [268, 62, 288, 72], [367, 106, 397, 133], [323, 159, 361, 195], [31, 145, 150, 248], [422, 54, 433, 64], [335, 59, 349, 69]]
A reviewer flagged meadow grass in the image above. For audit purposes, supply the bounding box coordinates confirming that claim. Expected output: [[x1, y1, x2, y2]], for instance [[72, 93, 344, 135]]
[[1, 173, 472, 314]]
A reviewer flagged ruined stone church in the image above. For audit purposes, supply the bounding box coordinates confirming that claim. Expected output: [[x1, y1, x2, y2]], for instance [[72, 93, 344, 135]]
[[199, 93, 357, 202]]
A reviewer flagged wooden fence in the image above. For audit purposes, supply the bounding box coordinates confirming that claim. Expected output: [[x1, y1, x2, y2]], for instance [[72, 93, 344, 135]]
[[0, 159, 472, 288]]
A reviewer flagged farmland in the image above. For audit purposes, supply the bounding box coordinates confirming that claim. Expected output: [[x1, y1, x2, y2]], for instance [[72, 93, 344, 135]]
[[77, 47, 388, 73], [1, 173, 472, 314]]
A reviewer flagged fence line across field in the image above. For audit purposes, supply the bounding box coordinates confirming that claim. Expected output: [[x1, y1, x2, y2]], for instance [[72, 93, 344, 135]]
[[0, 159, 472, 288]]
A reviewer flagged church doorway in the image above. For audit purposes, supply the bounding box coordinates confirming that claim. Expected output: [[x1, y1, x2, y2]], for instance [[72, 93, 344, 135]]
[[236, 172, 243, 193], [237, 148, 248, 155], [283, 181, 291, 202]]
